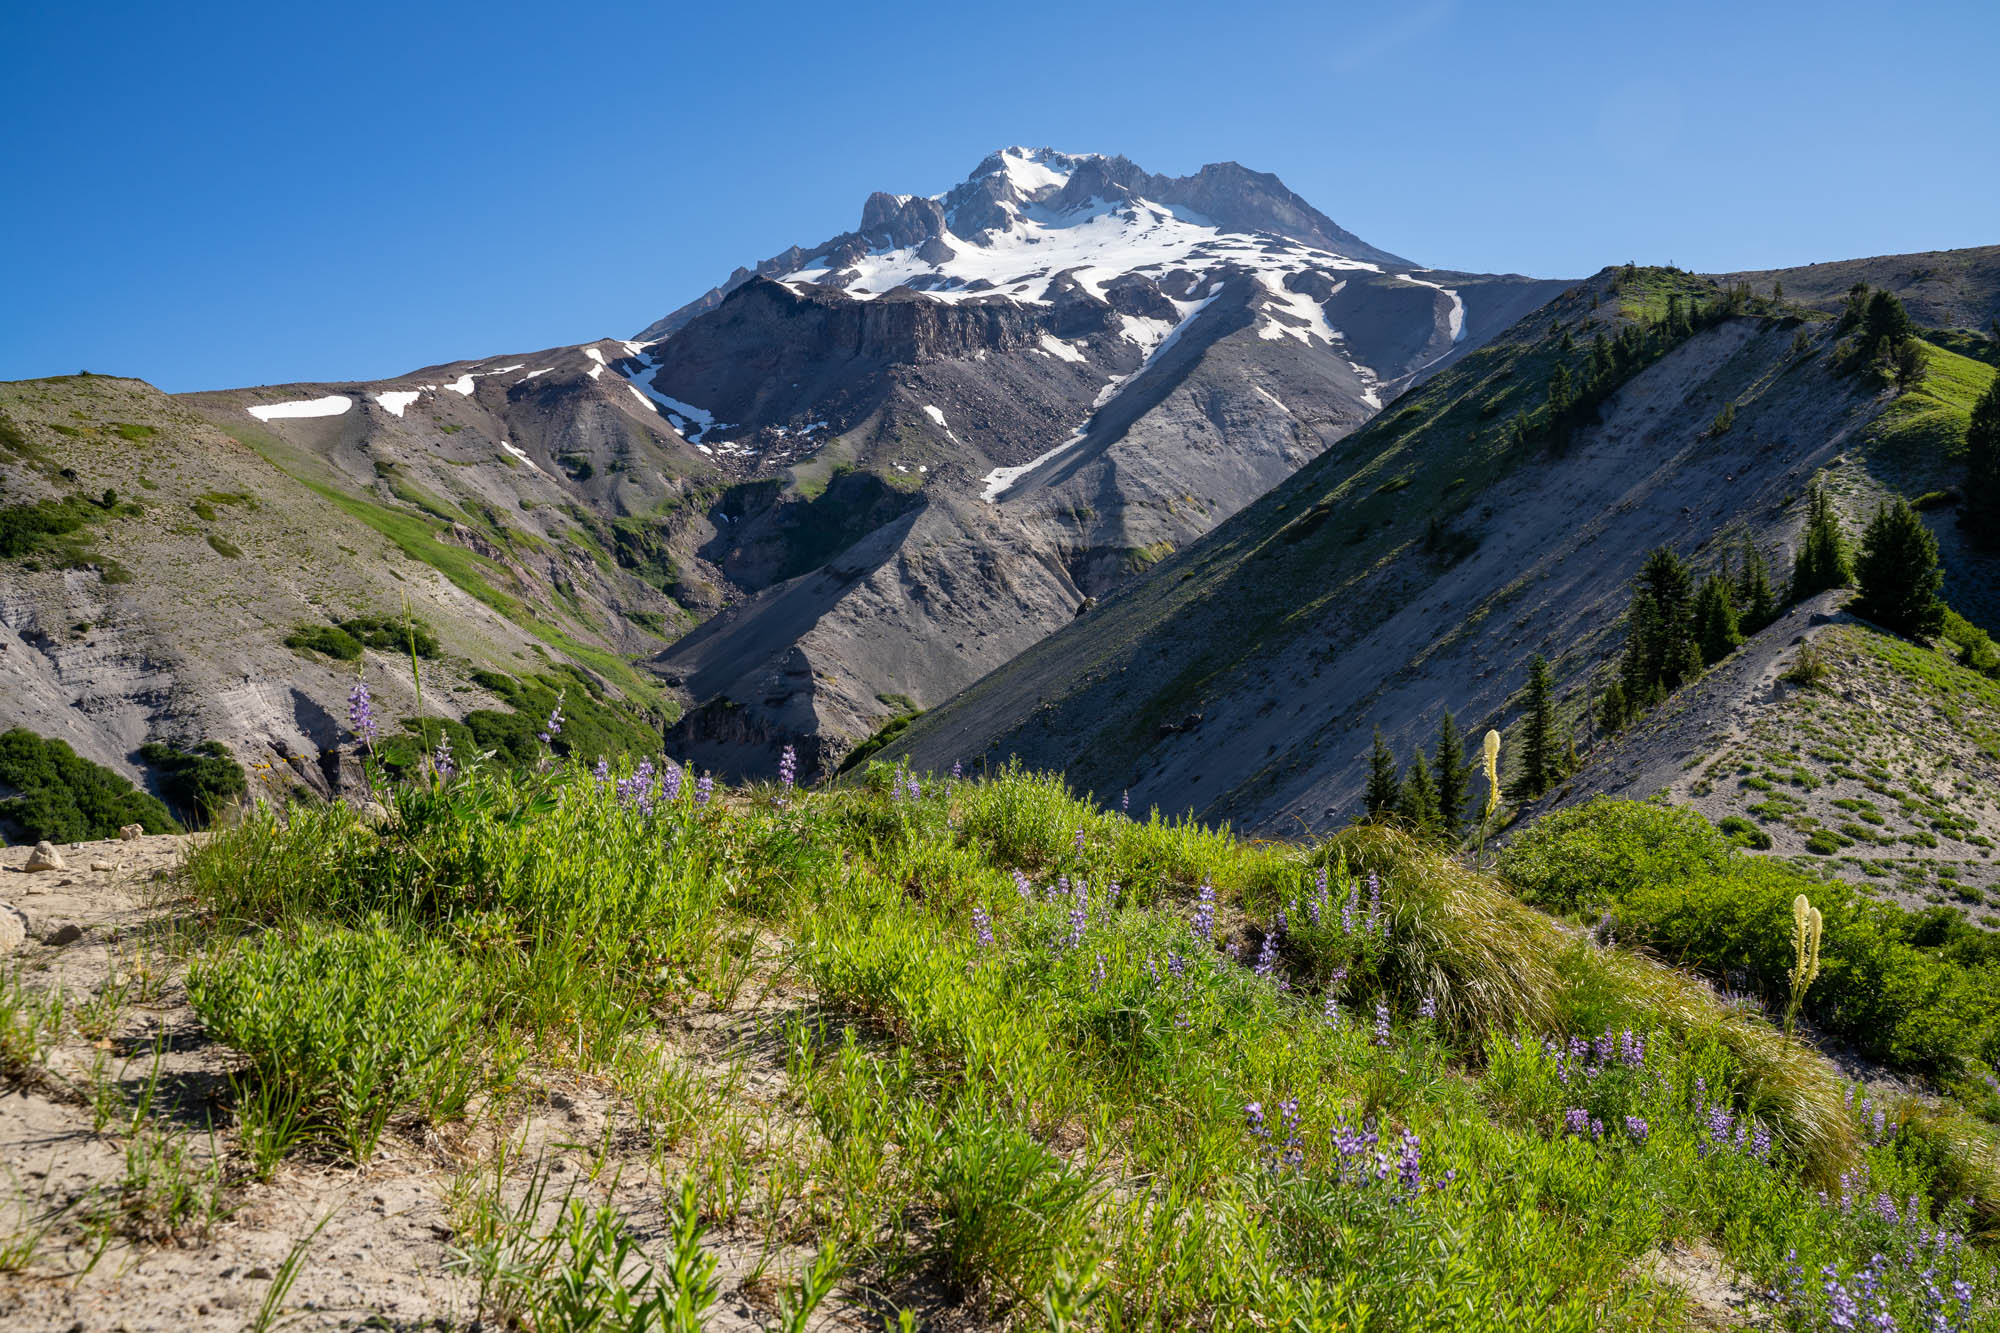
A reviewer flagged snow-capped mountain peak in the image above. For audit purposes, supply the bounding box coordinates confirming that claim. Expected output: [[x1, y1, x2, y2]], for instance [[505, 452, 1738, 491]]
[[637, 147, 1415, 341]]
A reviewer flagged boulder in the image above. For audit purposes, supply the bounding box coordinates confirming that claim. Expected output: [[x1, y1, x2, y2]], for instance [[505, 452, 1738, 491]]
[[119, 824, 143, 841], [42, 921, 83, 947], [0, 904, 24, 954], [23, 842, 65, 872]]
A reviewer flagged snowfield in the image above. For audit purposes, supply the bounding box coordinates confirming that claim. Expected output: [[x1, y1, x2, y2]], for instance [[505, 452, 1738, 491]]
[[247, 395, 351, 421]]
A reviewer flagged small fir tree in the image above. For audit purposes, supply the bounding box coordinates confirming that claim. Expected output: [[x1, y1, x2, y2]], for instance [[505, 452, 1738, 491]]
[[1734, 539, 1776, 630], [1518, 654, 1558, 800], [1365, 726, 1400, 817], [1791, 480, 1852, 601], [1693, 575, 1742, 665], [1398, 750, 1438, 832], [1434, 710, 1469, 842], [1852, 499, 1945, 639], [1968, 376, 2000, 546], [1598, 678, 1629, 733]]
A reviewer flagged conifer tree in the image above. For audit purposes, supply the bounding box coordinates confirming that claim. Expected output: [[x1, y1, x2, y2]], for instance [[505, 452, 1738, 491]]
[[1968, 376, 2000, 546], [1598, 678, 1629, 733], [1734, 539, 1776, 630], [1772, 278, 1784, 304], [1669, 635, 1705, 689], [1621, 589, 1661, 705], [1863, 289, 1914, 350], [1434, 711, 1469, 841], [1791, 480, 1852, 600], [1365, 726, 1400, 817], [1853, 499, 1945, 639], [1399, 750, 1438, 832], [1693, 575, 1742, 665], [1637, 547, 1697, 689], [1590, 334, 1612, 385], [1518, 654, 1557, 800]]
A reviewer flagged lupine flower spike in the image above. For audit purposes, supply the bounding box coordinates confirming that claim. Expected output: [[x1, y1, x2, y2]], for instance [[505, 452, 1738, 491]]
[[537, 694, 564, 746], [347, 678, 377, 747]]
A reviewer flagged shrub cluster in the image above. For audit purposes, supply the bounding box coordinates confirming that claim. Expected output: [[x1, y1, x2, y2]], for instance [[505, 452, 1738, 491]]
[[0, 727, 179, 841], [1502, 798, 2000, 1074]]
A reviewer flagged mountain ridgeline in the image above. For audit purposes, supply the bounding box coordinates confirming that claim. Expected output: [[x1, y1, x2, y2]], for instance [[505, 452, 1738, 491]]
[[0, 143, 1994, 839]]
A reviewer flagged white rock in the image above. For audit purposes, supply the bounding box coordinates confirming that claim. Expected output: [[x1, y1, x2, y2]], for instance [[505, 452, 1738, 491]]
[[119, 824, 143, 841], [23, 842, 65, 872], [0, 904, 24, 954]]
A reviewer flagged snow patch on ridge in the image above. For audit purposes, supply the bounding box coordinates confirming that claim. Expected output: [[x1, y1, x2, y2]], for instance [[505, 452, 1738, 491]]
[[372, 391, 421, 417], [1037, 333, 1087, 363], [247, 395, 351, 421]]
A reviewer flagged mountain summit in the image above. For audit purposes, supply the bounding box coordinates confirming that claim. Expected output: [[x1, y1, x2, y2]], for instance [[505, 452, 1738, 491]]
[[638, 147, 1413, 341]]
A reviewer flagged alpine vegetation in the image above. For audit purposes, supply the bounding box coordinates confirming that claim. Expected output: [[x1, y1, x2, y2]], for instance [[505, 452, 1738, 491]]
[[20, 743, 1985, 1331]]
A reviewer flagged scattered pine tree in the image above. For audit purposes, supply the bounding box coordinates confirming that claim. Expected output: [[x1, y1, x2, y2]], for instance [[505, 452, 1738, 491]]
[[1693, 576, 1742, 666], [1364, 726, 1400, 817], [1434, 711, 1469, 842], [1969, 376, 2000, 546], [1734, 539, 1776, 631], [1398, 750, 1438, 832], [1852, 499, 1945, 639], [1598, 678, 1629, 733], [1790, 480, 1852, 601], [1517, 654, 1558, 801]]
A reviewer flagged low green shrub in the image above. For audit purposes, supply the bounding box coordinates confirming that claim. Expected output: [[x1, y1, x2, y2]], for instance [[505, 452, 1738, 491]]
[[1503, 799, 2000, 1075], [186, 919, 479, 1164], [138, 739, 246, 824], [1499, 798, 1730, 911], [0, 727, 179, 841]]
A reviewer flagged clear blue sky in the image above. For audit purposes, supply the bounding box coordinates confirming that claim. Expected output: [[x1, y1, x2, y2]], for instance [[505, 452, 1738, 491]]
[[3, 0, 1993, 392]]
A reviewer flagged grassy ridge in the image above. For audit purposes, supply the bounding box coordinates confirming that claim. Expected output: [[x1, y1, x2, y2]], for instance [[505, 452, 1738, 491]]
[[138, 760, 2000, 1329]]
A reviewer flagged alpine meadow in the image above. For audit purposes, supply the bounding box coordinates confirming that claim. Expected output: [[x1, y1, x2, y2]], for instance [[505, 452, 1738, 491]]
[[4, 4, 2000, 1329]]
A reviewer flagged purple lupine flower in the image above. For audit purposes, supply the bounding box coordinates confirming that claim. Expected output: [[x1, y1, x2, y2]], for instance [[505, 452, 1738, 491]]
[[1823, 1267, 1859, 1331], [1245, 1101, 1268, 1140], [1091, 953, 1106, 992], [778, 745, 797, 790], [661, 760, 683, 801], [538, 695, 564, 745], [951, 759, 962, 780], [694, 771, 714, 806], [1624, 1116, 1649, 1143], [1253, 928, 1279, 977], [1011, 869, 1032, 903], [1875, 1194, 1901, 1226], [1373, 1002, 1391, 1047], [1144, 954, 1160, 987], [971, 907, 993, 949], [1341, 879, 1358, 935], [1121, 788, 1129, 814], [347, 679, 377, 746], [593, 756, 610, 785], [1417, 996, 1437, 1021], [432, 731, 455, 779], [1396, 1129, 1422, 1195], [1620, 1029, 1645, 1067], [1192, 879, 1215, 942], [1366, 872, 1382, 930], [1277, 1098, 1304, 1173], [1751, 1124, 1773, 1162], [1066, 882, 1088, 950], [1323, 991, 1341, 1024], [1073, 827, 1085, 855], [1563, 1107, 1590, 1137]]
